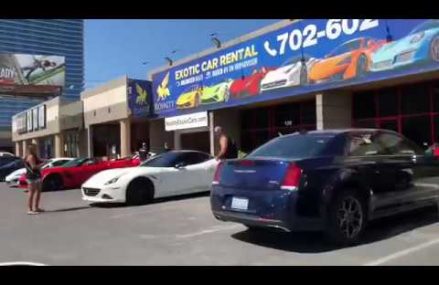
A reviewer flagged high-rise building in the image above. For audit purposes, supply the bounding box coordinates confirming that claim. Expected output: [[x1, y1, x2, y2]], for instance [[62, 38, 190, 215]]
[[0, 19, 84, 151]]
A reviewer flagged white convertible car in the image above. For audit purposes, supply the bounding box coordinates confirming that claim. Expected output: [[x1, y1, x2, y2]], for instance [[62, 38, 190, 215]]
[[260, 55, 318, 92], [5, 157, 74, 187], [82, 150, 219, 205]]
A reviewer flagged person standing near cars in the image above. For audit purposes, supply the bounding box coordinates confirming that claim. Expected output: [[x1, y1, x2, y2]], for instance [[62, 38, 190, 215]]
[[214, 126, 238, 160], [24, 144, 44, 215], [163, 142, 171, 152], [139, 142, 149, 162]]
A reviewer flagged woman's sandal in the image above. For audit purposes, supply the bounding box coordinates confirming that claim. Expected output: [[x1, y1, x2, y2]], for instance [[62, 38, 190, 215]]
[[34, 208, 45, 213], [27, 210, 38, 215]]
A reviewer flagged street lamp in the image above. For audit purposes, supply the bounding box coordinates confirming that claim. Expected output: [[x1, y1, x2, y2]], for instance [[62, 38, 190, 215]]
[[210, 33, 221, 48], [384, 20, 393, 42], [164, 57, 173, 66], [164, 50, 178, 66]]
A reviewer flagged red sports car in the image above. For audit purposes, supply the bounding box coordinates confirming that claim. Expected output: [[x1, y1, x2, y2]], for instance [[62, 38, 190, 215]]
[[230, 67, 273, 98], [19, 156, 140, 191]]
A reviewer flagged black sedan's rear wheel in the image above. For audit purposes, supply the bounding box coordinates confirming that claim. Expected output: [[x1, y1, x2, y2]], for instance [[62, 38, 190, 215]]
[[325, 189, 367, 246], [126, 178, 154, 206]]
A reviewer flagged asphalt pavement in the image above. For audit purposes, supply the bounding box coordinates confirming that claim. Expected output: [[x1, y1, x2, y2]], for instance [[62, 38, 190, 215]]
[[0, 182, 438, 265]]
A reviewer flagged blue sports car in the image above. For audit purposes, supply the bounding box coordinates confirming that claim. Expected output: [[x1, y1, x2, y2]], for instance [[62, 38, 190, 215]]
[[370, 20, 439, 72]]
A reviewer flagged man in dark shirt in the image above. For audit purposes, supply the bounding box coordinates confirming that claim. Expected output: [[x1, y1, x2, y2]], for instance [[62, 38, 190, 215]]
[[138, 142, 149, 162], [214, 126, 238, 160]]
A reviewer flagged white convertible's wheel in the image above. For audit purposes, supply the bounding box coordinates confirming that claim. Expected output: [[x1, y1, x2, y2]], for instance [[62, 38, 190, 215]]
[[126, 178, 154, 206]]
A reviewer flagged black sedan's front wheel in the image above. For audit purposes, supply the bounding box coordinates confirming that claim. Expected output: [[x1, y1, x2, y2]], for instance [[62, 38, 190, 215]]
[[326, 189, 367, 246]]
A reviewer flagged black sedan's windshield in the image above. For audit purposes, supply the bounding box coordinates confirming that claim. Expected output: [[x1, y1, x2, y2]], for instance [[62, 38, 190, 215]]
[[248, 133, 341, 160]]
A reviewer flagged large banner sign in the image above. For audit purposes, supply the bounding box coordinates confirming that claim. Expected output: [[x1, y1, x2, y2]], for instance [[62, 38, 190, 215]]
[[127, 79, 151, 118], [152, 19, 439, 117], [0, 53, 65, 95]]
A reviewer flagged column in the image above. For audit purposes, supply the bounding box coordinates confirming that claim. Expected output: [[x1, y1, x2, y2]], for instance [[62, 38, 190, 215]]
[[22, 140, 28, 157], [120, 118, 131, 157], [15, 141, 21, 157], [209, 111, 215, 156], [31, 138, 39, 157], [54, 133, 64, 158], [316, 92, 352, 130], [86, 126, 93, 158]]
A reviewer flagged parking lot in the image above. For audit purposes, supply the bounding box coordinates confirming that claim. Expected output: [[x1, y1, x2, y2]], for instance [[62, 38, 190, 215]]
[[0, 182, 438, 265]]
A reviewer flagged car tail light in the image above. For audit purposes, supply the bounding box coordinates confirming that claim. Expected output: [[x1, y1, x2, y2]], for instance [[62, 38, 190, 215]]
[[281, 164, 302, 191], [212, 162, 224, 185]]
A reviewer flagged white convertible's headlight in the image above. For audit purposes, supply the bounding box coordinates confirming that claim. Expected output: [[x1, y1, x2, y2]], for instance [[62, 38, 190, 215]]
[[105, 176, 121, 185]]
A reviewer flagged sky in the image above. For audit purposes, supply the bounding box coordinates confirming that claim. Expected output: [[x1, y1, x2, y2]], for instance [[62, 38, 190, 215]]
[[84, 19, 279, 89]]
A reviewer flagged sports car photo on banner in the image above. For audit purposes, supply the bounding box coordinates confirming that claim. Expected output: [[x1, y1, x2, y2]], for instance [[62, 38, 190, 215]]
[[260, 55, 318, 91], [82, 150, 219, 206], [200, 80, 232, 105], [176, 85, 203, 109], [370, 20, 439, 72], [229, 67, 272, 99], [308, 37, 386, 83]]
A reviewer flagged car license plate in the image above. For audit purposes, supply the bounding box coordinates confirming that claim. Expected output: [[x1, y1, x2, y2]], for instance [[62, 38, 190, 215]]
[[231, 197, 248, 210]]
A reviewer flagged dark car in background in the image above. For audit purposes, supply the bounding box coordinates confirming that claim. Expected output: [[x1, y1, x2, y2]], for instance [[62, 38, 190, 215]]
[[0, 159, 24, 181], [210, 129, 439, 245], [0, 156, 21, 168]]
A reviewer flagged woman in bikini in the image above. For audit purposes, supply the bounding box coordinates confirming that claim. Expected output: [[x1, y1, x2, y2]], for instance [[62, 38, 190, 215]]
[[24, 144, 44, 215]]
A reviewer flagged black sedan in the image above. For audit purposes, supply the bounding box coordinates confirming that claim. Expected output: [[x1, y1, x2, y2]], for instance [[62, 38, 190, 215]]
[[210, 129, 439, 245], [0, 156, 21, 167], [0, 159, 24, 181]]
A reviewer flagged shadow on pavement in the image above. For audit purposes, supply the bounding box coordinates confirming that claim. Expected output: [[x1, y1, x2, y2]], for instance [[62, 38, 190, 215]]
[[45, 206, 91, 213], [90, 191, 210, 208], [153, 191, 209, 204], [231, 206, 439, 253]]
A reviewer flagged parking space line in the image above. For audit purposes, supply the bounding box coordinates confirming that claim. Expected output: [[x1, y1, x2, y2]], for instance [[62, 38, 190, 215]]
[[176, 225, 242, 239], [364, 238, 439, 266], [110, 207, 176, 219], [0, 261, 46, 266]]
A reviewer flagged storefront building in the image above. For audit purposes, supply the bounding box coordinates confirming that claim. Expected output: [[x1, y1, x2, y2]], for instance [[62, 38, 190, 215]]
[[82, 76, 151, 158], [148, 19, 439, 155], [11, 96, 86, 158]]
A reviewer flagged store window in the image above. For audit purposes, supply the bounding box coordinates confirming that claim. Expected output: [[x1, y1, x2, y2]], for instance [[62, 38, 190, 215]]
[[402, 116, 431, 148], [378, 88, 398, 117], [352, 80, 436, 148], [65, 133, 79, 157], [241, 99, 316, 152], [353, 91, 376, 119], [401, 83, 429, 115]]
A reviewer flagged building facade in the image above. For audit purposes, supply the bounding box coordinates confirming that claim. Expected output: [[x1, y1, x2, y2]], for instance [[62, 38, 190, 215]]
[[148, 19, 439, 155], [82, 76, 151, 159], [11, 96, 86, 159], [0, 19, 84, 151]]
